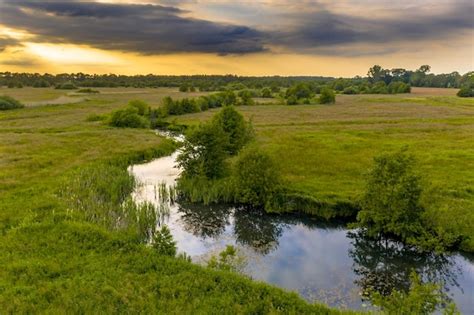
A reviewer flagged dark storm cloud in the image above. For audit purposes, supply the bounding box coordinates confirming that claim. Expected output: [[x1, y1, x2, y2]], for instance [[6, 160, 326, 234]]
[[0, 36, 21, 52], [0, 1, 265, 54], [272, 3, 473, 54], [0, 1, 472, 56]]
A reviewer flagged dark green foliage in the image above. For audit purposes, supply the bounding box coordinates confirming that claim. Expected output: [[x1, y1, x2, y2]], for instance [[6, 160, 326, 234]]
[[370, 272, 458, 315], [238, 90, 255, 105], [357, 150, 425, 242], [109, 106, 150, 128], [261, 87, 272, 98], [286, 95, 298, 105], [388, 81, 411, 94], [33, 80, 50, 87], [286, 83, 314, 100], [233, 148, 281, 208], [152, 225, 177, 256], [128, 99, 149, 116], [55, 82, 77, 90], [343, 86, 358, 94], [177, 122, 229, 179], [0, 95, 24, 110], [212, 106, 253, 155], [319, 88, 336, 104], [457, 86, 474, 97]]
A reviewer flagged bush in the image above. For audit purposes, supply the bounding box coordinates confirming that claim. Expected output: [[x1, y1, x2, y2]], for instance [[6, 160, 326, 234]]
[[55, 82, 77, 90], [0, 95, 24, 110], [457, 86, 474, 97], [370, 272, 458, 315], [233, 148, 281, 208], [152, 225, 177, 256], [261, 88, 272, 98], [109, 107, 150, 128], [212, 106, 253, 155], [128, 99, 149, 116], [319, 88, 336, 104], [343, 86, 358, 94], [357, 149, 424, 242]]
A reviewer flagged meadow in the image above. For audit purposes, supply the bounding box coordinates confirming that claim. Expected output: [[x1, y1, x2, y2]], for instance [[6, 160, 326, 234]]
[[172, 88, 474, 252], [1, 86, 472, 312], [0, 87, 351, 313]]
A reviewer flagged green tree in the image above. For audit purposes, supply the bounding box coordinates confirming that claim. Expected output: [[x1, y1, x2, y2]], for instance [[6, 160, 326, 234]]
[[233, 148, 281, 207], [177, 121, 229, 179], [152, 225, 177, 256], [357, 149, 424, 242], [319, 87, 336, 104], [212, 106, 253, 155]]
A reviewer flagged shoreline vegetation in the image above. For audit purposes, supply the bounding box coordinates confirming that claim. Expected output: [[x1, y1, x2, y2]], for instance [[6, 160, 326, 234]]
[[1, 68, 472, 313]]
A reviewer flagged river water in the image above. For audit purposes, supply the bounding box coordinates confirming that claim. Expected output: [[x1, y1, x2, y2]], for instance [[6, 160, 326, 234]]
[[129, 148, 474, 313]]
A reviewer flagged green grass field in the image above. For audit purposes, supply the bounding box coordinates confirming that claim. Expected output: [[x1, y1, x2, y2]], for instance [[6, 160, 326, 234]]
[[0, 87, 355, 313], [172, 88, 474, 251]]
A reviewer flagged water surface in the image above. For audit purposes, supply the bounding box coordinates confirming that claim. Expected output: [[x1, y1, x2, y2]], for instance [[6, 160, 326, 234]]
[[129, 153, 474, 313]]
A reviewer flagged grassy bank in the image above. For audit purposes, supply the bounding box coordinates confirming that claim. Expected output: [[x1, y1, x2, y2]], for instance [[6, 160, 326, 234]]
[[172, 91, 474, 251], [0, 91, 355, 313]]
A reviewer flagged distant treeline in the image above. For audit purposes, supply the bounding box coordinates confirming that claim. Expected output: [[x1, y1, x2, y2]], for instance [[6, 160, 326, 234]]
[[1, 65, 472, 90]]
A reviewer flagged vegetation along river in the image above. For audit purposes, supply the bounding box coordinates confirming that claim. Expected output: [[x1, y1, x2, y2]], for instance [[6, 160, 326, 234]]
[[129, 136, 474, 313]]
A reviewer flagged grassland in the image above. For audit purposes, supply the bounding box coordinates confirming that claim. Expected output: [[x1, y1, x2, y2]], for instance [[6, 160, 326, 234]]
[[0, 87, 354, 313], [172, 88, 474, 252]]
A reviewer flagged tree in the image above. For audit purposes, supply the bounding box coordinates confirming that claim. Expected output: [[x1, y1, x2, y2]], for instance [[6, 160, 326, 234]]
[[212, 106, 253, 155], [109, 106, 150, 128], [128, 99, 149, 115], [177, 121, 229, 179], [357, 149, 424, 242], [319, 87, 335, 104], [152, 225, 177, 256], [233, 148, 280, 207]]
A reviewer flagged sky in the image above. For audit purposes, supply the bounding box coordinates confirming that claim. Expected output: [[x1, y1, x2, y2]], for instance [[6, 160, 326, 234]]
[[0, 0, 473, 77]]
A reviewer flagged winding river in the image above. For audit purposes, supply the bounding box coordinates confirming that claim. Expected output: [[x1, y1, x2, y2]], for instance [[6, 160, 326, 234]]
[[129, 138, 474, 313]]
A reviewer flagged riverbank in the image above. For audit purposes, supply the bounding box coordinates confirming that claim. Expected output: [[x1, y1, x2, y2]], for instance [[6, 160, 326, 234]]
[[0, 96, 357, 313], [169, 93, 474, 252]]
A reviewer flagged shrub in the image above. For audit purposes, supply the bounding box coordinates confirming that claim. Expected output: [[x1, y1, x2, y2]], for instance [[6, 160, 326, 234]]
[[233, 147, 281, 208], [0, 95, 24, 110], [319, 88, 336, 104], [109, 107, 150, 128], [343, 86, 358, 94], [286, 83, 313, 100], [152, 225, 177, 256], [55, 82, 77, 90], [261, 88, 272, 98], [370, 272, 458, 315], [457, 86, 473, 97], [357, 149, 424, 242], [128, 99, 149, 116]]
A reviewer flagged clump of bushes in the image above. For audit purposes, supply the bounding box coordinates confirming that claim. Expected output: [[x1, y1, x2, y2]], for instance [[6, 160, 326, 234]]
[[319, 87, 336, 104], [55, 82, 77, 90], [0, 95, 24, 110], [356, 149, 463, 251], [457, 79, 473, 97], [177, 106, 283, 210], [109, 100, 150, 128]]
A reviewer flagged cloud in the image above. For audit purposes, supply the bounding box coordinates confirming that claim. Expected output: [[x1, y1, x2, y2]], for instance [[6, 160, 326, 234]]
[[0, 0, 472, 57], [265, 1, 474, 55], [0, 36, 21, 52], [0, 1, 265, 54]]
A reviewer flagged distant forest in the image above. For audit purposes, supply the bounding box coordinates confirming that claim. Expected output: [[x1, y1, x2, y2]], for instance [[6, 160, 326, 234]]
[[1, 65, 472, 91]]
